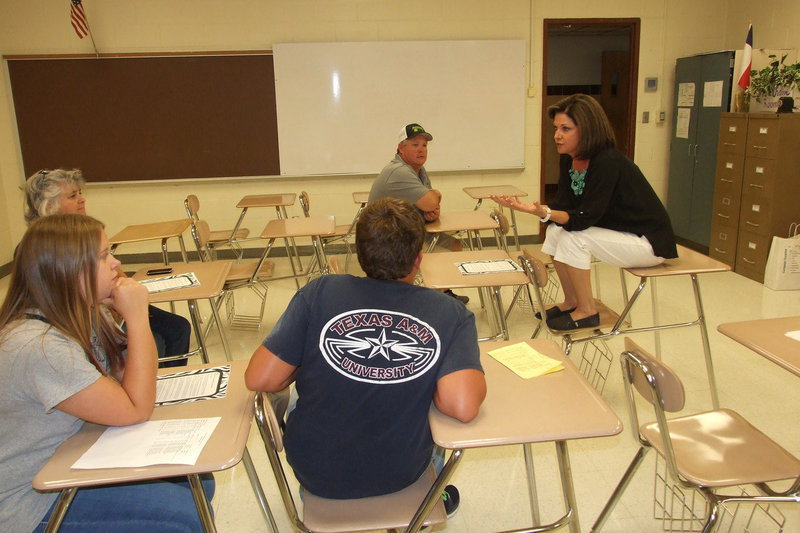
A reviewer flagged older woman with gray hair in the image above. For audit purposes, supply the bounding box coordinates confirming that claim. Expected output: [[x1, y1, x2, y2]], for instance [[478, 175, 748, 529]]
[[23, 168, 191, 367]]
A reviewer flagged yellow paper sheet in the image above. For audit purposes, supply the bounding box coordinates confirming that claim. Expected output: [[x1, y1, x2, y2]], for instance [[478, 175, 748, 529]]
[[488, 342, 564, 379]]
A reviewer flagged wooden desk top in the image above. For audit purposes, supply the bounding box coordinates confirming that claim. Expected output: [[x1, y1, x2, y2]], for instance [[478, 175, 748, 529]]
[[260, 216, 336, 239], [420, 250, 528, 290], [33, 360, 254, 490], [132, 260, 232, 304], [625, 244, 731, 278], [352, 191, 369, 204], [108, 219, 192, 245], [425, 211, 499, 234], [718, 316, 800, 377], [429, 339, 621, 449], [236, 193, 297, 209], [462, 185, 528, 199]]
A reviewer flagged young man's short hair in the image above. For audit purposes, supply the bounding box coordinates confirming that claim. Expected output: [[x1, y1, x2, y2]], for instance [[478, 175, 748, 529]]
[[356, 198, 425, 280]]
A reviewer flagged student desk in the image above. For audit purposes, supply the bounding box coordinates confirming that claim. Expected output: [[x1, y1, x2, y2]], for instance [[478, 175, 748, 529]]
[[230, 193, 297, 237], [420, 250, 528, 341], [133, 260, 233, 363], [463, 185, 527, 249], [424, 210, 500, 252], [109, 218, 192, 264], [718, 315, 800, 377], [352, 190, 369, 206], [405, 339, 622, 533], [252, 216, 336, 288], [33, 360, 277, 533]]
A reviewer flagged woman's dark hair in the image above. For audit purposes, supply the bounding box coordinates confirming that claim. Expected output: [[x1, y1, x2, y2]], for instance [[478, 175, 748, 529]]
[[547, 94, 616, 159], [356, 198, 425, 280]]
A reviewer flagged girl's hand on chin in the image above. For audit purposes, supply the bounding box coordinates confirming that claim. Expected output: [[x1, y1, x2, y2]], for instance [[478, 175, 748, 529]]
[[103, 278, 149, 322]]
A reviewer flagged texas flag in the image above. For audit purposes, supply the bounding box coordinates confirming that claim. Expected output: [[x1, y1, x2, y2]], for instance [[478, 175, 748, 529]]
[[737, 25, 753, 90]]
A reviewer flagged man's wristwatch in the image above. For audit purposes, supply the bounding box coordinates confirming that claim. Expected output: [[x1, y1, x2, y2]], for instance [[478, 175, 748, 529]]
[[539, 206, 552, 222]]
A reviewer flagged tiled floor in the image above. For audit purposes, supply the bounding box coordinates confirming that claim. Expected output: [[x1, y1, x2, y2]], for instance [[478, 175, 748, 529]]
[[4, 249, 799, 532]]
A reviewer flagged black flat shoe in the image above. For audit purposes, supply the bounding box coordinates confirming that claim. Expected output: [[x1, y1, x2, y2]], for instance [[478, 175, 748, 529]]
[[535, 306, 576, 321], [547, 312, 600, 331]]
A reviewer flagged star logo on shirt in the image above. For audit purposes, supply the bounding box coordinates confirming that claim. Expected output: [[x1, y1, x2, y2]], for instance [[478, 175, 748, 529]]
[[365, 328, 399, 360]]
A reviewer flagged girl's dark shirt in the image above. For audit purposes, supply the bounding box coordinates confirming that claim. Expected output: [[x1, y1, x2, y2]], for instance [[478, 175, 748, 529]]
[[550, 147, 678, 259]]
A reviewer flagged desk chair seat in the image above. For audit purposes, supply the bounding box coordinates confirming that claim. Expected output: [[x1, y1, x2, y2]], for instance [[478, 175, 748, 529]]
[[520, 252, 624, 393], [252, 392, 447, 533], [591, 338, 800, 533], [191, 219, 273, 330], [185, 194, 250, 259]]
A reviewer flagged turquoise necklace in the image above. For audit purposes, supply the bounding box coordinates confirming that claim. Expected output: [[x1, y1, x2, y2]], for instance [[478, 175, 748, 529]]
[[568, 167, 587, 196]]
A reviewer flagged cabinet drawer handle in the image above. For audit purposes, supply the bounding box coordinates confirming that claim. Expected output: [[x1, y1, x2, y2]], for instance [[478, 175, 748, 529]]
[[748, 183, 764, 189], [745, 221, 760, 227], [752, 145, 768, 150], [723, 142, 736, 147], [714, 248, 727, 254], [720, 178, 733, 183], [742, 257, 756, 265], [716, 213, 730, 219]]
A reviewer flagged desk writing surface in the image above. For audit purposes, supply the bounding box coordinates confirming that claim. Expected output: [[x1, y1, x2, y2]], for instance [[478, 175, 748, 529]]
[[132, 261, 232, 305], [626, 245, 730, 278], [260, 216, 336, 239], [425, 211, 499, 234], [429, 339, 621, 449], [108, 219, 192, 245], [33, 360, 253, 491], [420, 250, 528, 290], [718, 316, 800, 377], [236, 194, 296, 209], [462, 185, 528, 199]]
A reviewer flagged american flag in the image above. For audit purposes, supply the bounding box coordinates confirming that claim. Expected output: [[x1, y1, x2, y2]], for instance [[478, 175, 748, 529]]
[[70, 0, 90, 39]]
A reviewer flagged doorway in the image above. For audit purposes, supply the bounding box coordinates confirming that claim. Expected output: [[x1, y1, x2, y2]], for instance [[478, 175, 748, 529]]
[[540, 19, 640, 207]]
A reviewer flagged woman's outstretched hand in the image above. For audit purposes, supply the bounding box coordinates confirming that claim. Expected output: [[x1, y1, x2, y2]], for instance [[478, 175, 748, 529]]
[[490, 195, 543, 216]]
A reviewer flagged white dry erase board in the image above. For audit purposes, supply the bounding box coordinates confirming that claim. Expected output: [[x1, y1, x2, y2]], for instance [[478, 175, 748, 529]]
[[273, 40, 526, 176]]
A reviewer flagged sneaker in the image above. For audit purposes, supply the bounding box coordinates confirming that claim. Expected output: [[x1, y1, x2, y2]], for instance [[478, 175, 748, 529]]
[[444, 289, 469, 305], [441, 484, 460, 518]]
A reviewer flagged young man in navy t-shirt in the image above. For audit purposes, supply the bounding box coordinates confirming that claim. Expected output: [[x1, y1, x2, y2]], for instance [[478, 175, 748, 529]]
[[246, 197, 486, 512]]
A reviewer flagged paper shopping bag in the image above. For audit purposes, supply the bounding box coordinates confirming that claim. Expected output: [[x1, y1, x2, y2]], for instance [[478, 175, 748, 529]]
[[763, 224, 800, 291]]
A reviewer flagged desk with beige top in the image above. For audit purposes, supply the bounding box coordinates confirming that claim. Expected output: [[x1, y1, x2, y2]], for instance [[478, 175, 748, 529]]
[[405, 339, 622, 533]]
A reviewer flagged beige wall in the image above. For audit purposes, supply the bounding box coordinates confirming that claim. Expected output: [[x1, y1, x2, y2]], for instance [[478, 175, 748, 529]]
[[1, 0, 796, 266]]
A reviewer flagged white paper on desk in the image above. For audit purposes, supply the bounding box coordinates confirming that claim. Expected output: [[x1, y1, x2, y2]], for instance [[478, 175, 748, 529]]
[[72, 417, 221, 469], [156, 365, 230, 406], [456, 259, 523, 275], [785, 330, 800, 342], [139, 272, 200, 293]]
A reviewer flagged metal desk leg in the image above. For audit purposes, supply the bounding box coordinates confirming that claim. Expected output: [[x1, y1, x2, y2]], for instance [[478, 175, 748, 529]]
[[230, 207, 249, 240], [509, 208, 521, 250], [405, 449, 464, 533], [178, 235, 189, 262], [523, 443, 541, 525], [187, 299, 210, 364], [242, 447, 279, 533], [492, 286, 510, 341], [208, 297, 233, 361], [188, 473, 216, 533], [44, 487, 78, 533], [651, 278, 662, 358], [160, 238, 170, 266], [556, 441, 580, 533], [691, 274, 719, 409]]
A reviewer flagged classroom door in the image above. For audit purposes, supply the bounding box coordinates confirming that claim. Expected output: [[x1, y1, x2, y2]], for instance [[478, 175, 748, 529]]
[[540, 19, 641, 211]]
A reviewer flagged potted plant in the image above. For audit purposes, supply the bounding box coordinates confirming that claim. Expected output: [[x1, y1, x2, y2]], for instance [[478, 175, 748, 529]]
[[745, 54, 800, 112]]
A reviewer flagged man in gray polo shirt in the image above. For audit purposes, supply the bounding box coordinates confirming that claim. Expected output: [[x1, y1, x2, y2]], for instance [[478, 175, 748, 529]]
[[369, 123, 469, 304]]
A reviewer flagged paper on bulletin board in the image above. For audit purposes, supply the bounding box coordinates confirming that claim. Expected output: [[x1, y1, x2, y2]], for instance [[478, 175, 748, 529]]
[[703, 81, 724, 107], [677, 82, 695, 106], [675, 108, 691, 139]]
